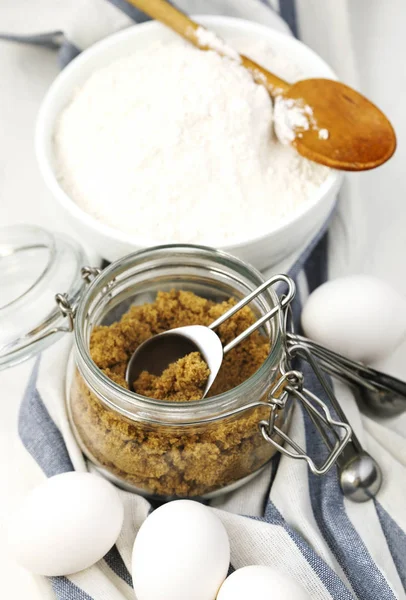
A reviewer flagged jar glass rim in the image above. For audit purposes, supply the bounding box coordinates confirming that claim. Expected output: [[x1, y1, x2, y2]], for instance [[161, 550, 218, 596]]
[[74, 244, 283, 422]]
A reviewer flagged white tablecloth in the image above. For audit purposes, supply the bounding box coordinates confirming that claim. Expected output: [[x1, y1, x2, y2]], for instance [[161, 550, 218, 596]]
[[1, 1, 405, 598]]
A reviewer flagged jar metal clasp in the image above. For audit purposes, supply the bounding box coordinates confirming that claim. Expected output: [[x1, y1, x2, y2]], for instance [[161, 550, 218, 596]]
[[260, 290, 382, 502], [53, 266, 102, 334], [260, 363, 352, 476]]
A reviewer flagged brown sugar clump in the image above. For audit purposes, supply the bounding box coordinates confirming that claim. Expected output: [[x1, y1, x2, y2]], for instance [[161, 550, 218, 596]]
[[89, 290, 270, 399], [69, 290, 285, 498], [134, 352, 210, 401]]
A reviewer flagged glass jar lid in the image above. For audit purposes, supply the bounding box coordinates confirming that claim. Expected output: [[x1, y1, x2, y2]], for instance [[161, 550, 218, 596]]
[[0, 224, 87, 370]]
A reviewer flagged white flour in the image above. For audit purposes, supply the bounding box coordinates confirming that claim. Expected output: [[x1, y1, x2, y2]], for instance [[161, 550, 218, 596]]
[[194, 26, 241, 61], [274, 97, 330, 144], [54, 38, 329, 246], [274, 97, 313, 144]]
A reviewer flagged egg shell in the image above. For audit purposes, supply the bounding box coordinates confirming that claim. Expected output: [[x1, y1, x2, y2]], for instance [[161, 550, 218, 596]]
[[301, 275, 406, 363], [7, 472, 124, 576], [132, 500, 230, 600], [216, 565, 311, 600]]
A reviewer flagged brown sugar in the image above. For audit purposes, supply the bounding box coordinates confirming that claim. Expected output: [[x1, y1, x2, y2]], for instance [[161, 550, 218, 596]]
[[70, 290, 285, 498], [133, 352, 210, 401], [89, 290, 270, 398]]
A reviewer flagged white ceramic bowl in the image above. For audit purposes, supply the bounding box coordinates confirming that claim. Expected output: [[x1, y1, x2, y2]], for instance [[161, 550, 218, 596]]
[[36, 16, 342, 269]]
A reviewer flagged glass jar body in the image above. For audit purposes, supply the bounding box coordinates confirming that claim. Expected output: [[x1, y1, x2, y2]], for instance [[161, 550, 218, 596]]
[[67, 246, 289, 499], [69, 367, 288, 498]]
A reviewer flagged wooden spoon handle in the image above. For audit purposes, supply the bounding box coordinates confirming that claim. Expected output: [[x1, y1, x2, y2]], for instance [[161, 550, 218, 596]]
[[126, 0, 290, 95]]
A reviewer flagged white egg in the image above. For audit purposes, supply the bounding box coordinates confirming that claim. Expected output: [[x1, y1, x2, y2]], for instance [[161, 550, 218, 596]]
[[7, 472, 124, 576], [132, 500, 230, 600], [216, 565, 311, 600], [301, 275, 406, 362]]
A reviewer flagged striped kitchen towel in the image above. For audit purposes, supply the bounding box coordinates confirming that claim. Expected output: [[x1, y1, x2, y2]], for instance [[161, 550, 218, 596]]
[[5, 1, 406, 599]]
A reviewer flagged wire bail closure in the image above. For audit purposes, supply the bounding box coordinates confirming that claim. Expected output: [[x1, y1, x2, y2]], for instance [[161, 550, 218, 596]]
[[259, 285, 352, 476], [260, 361, 352, 476]]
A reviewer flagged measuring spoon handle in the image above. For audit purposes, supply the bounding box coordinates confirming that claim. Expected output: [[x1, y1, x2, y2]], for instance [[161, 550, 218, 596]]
[[208, 275, 296, 354], [288, 333, 406, 416]]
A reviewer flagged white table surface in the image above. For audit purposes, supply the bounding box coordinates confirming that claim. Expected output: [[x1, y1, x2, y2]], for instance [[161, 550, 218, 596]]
[[1, 1, 405, 598]]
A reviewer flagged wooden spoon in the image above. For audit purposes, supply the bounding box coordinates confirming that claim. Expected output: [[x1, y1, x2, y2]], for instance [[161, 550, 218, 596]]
[[127, 0, 396, 171]]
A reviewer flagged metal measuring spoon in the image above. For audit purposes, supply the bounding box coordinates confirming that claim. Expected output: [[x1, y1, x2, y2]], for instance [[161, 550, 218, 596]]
[[287, 333, 406, 417], [126, 275, 295, 395]]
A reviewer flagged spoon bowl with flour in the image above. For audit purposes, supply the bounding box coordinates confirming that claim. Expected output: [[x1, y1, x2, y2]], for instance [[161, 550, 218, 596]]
[[128, 0, 396, 171]]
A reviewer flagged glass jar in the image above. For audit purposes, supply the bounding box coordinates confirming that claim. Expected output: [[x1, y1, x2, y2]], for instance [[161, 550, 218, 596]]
[[67, 245, 289, 499], [1, 227, 354, 500]]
